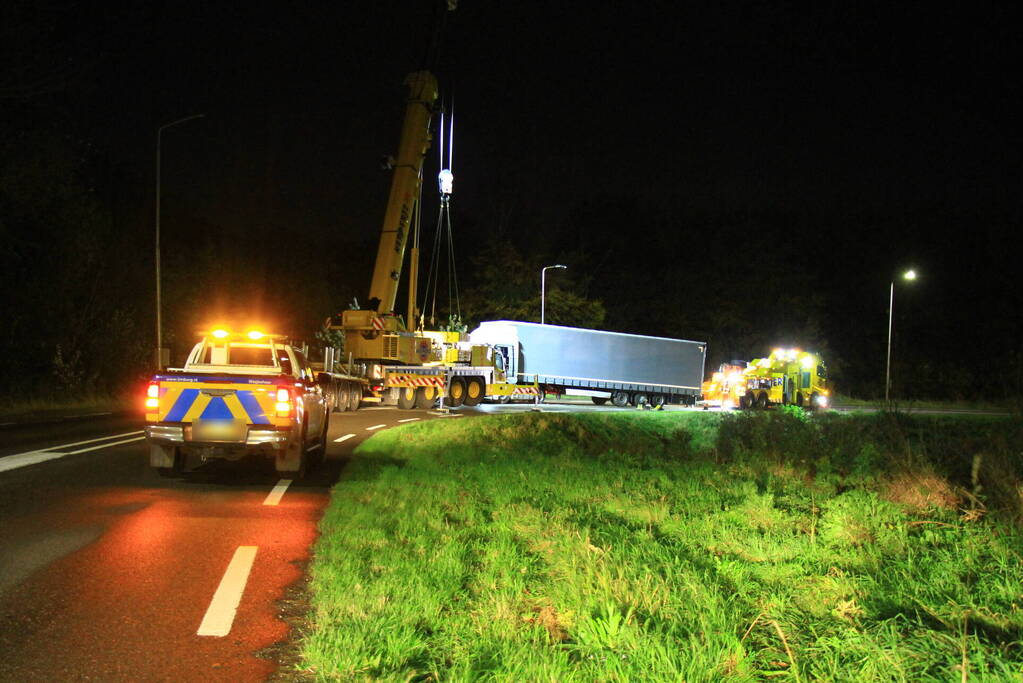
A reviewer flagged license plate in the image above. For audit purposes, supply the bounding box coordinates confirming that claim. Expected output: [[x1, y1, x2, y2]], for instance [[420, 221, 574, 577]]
[[192, 420, 246, 443]]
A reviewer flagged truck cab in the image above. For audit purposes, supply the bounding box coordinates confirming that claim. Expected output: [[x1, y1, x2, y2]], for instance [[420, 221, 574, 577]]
[[144, 330, 328, 477]]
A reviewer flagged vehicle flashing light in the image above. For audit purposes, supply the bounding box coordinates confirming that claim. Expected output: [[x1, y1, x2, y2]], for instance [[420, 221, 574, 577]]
[[211, 329, 229, 339], [801, 355, 815, 369], [247, 330, 265, 340]]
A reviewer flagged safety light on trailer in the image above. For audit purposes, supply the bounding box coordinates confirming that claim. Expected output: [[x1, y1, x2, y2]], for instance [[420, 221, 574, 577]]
[[247, 330, 264, 340], [801, 355, 815, 369], [212, 329, 230, 339], [275, 387, 292, 417], [145, 382, 160, 409]]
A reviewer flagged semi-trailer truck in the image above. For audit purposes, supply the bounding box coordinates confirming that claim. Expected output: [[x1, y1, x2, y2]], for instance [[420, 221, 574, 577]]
[[468, 321, 706, 407]]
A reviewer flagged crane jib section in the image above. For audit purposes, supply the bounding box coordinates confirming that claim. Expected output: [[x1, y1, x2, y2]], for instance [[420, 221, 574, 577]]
[[368, 71, 439, 315]]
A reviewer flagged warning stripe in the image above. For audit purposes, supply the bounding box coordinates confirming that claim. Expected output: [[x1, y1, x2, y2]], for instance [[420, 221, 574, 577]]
[[386, 375, 446, 388], [372, 317, 385, 330]]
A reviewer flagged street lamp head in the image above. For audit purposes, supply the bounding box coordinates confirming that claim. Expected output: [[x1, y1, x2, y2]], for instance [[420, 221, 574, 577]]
[[553, 264, 567, 270], [903, 269, 917, 281]]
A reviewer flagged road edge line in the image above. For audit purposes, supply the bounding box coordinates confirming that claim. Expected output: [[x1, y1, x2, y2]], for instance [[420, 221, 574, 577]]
[[197, 546, 258, 637]]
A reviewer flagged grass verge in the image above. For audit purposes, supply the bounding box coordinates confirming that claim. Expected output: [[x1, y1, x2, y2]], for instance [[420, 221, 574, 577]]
[[302, 410, 1023, 681]]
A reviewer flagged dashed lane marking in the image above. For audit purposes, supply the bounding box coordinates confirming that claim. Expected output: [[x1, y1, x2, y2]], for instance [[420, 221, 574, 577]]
[[263, 479, 292, 506], [333, 433, 356, 443], [397, 418, 420, 423], [366, 424, 386, 431], [0, 431, 145, 473], [197, 546, 258, 637]]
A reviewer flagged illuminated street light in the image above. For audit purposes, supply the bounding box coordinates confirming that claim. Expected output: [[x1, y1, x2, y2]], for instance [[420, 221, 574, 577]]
[[155, 113, 204, 370], [885, 269, 918, 402], [541, 264, 567, 325]]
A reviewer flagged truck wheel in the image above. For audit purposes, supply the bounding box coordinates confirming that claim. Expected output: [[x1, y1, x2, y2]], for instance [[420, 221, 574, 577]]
[[276, 430, 307, 479], [795, 392, 804, 408], [415, 386, 438, 410], [448, 378, 466, 407], [463, 377, 485, 407], [348, 384, 361, 411], [591, 397, 609, 406], [632, 393, 649, 407], [650, 394, 665, 408], [151, 444, 185, 478], [611, 390, 629, 407], [756, 393, 769, 409], [739, 394, 751, 410], [335, 384, 349, 412], [397, 386, 416, 410]]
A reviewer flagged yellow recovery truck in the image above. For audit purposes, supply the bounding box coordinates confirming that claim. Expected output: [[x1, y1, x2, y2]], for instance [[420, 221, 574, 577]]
[[740, 348, 830, 410]]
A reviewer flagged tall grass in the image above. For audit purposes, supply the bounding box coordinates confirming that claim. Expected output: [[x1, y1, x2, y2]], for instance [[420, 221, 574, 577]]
[[302, 411, 1023, 681]]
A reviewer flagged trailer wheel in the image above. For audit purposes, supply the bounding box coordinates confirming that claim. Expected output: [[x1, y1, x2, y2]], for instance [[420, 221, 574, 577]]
[[463, 377, 485, 407], [415, 386, 438, 410], [756, 393, 769, 409], [611, 390, 629, 407], [397, 386, 416, 410], [650, 394, 665, 408], [591, 397, 609, 406], [795, 392, 804, 408], [631, 393, 649, 407], [348, 384, 362, 411], [448, 378, 466, 407]]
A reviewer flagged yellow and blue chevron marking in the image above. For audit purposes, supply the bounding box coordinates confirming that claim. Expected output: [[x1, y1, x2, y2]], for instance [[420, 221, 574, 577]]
[[149, 375, 278, 425]]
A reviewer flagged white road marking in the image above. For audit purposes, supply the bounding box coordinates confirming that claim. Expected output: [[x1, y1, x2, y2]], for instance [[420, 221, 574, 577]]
[[0, 422, 14, 427], [263, 479, 292, 506], [0, 431, 146, 474], [81, 412, 113, 417], [397, 418, 420, 423], [0, 452, 64, 473], [366, 424, 386, 431], [439, 413, 464, 418], [64, 436, 145, 455], [197, 546, 258, 637], [333, 433, 356, 443], [361, 406, 390, 411]]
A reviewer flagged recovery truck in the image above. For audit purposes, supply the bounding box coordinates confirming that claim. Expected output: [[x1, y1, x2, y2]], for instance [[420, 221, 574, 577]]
[[469, 321, 706, 407], [700, 361, 749, 409], [144, 329, 362, 478], [740, 348, 829, 410]]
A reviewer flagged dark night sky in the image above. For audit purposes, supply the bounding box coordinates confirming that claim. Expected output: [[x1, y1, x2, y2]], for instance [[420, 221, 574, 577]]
[[2, 1, 1020, 396]]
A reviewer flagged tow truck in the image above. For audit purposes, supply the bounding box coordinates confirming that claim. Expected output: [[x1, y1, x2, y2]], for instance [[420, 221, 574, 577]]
[[740, 348, 829, 410], [144, 328, 360, 478]]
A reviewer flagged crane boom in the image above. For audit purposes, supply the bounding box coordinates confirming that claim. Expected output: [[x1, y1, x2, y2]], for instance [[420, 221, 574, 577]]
[[367, 70, 438, 315]]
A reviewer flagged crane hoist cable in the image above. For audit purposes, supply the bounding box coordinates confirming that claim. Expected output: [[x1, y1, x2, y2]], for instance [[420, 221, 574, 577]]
[[420, 103, 460, 329]]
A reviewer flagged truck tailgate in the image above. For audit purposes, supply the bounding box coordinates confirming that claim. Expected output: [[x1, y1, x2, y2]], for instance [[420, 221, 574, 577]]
[[148, 374, 284, 429]]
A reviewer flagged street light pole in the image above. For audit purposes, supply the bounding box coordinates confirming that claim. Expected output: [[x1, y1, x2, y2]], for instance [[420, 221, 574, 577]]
[[541, 264, 567, 325], [885, 269, 917, 402], [155, 113, 204, 370]]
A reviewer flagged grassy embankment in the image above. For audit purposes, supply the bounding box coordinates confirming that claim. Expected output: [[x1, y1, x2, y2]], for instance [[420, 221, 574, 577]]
[[302, 410, 1023, 681]]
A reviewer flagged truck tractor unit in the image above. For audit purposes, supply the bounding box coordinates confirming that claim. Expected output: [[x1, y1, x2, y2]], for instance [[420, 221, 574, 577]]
[[740, 348, 829, 410], [469, 321, 706, 408], [144, 329, 362, 478]]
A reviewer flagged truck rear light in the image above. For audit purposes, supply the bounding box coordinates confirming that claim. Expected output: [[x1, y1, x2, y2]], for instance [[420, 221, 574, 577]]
[[275, 387, 292, 417], [145, 382, 159, 409]]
